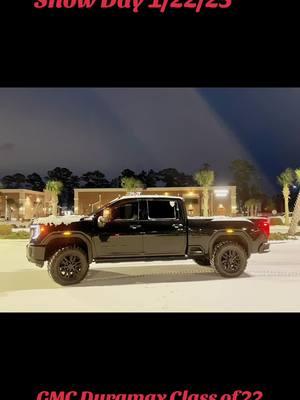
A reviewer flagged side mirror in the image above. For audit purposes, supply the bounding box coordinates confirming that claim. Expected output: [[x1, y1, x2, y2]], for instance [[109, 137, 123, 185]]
[[97, 208, 111, 227], [97, 215, 107, 228]]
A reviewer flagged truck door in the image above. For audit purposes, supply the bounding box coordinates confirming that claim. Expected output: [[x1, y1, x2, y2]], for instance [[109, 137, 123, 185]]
[[140, 199, 187, 256], [93, 199, 144, 258]]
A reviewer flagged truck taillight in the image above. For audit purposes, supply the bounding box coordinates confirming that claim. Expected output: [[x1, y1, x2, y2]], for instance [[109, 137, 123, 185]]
[[257, 220, 270, 239]]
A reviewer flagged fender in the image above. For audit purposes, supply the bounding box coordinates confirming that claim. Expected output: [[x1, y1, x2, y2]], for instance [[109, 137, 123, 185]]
[[41, 231, 94, 263], [208, 230, 251, 257]]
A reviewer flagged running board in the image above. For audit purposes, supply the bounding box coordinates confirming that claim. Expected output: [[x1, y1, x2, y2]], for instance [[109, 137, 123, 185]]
[[94, 255, 188, 263]]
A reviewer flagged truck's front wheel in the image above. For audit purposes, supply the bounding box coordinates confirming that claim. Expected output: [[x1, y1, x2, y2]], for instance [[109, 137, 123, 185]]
[[211, 241, 247, 278], [47, 246, 89, 286]]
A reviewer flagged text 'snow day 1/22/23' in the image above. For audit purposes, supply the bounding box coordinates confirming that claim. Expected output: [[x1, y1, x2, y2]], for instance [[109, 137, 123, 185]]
[[32, 0, 232, 13]]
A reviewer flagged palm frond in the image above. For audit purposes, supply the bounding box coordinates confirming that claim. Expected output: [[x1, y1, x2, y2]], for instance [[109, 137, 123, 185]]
[[277, 168, 294, 187], [46, 180, 63, 195], [194, 169, 215, 187], [121, 177, 143, 191], [295, 168, 300, 184]]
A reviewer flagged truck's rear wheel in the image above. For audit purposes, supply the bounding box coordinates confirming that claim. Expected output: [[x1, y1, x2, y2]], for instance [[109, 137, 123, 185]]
[[211, 241, 247, 278], [47, 246, 89, 286]]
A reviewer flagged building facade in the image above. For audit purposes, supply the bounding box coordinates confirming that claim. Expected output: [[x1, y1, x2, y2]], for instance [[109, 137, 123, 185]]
[[0, 189, 54, 221], [74, 186, 237, 217]]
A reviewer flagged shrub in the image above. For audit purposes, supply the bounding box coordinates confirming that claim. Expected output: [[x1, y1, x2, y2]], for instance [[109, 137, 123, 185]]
[[0, 225, 12, 235], [269, 217, 284, 225], [0, 231, 30, 239], [269, 232, 298, 240]]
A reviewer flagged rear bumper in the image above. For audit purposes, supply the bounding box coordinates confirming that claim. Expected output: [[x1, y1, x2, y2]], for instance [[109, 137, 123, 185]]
[[26, 244, 46, 267], [252, 233, 270, 254], [258, 242, 270, 253]]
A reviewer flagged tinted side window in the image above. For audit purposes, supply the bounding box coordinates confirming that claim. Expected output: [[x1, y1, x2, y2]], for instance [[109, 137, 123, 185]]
[[138, 200, 148, 220], [148, 200, 178, 219], [111, 201, 138, 221]]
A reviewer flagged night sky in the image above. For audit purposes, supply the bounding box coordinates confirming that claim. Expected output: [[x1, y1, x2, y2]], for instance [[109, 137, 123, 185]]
[[0, 88, 299, 193]]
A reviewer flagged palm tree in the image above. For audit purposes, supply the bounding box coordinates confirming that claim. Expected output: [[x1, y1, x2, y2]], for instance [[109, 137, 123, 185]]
[[194, 168, 215, 217], [277, 168, 294, 225], [245, 198, 255, 216], [121, 176, 143, 194], [288, 168, 300, 235], [46, 180, 63, 216], [245, 198, 261, 216], [0, 183, 3, 217]]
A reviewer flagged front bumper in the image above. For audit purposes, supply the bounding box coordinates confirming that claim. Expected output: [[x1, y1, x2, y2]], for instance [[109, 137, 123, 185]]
[[26, 244, 46, 267]]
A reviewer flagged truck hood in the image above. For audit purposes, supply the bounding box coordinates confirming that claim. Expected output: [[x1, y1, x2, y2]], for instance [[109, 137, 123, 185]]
[[32, 215, 89, 226]]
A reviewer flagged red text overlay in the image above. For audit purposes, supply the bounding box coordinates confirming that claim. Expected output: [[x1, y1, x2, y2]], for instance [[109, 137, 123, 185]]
[[36, 390, 264, 400], [33, 0, 233, 13]]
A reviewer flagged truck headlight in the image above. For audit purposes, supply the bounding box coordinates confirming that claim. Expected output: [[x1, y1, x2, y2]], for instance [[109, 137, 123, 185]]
[[30, 224, 41, 240]]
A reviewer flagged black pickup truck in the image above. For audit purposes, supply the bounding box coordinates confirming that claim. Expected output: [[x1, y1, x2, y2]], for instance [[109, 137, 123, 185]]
[[26, 195, 270, 285]]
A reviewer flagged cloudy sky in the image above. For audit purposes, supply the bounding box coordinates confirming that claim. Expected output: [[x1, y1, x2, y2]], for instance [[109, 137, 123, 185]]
[[0, 88, 299, 192]]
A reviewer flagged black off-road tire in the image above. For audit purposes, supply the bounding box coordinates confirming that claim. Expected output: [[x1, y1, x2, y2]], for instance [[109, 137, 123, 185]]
[[47, 246, 89, 286], [193, 257, 211, 266], [211, 241, 247, 278]]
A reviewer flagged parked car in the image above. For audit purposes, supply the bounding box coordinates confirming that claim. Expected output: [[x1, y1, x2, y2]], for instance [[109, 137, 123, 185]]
[[26, 195, 270, 285]]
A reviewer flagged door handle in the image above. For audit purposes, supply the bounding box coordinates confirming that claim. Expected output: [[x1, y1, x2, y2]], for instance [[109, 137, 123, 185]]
[[129, 224, 142, 229]]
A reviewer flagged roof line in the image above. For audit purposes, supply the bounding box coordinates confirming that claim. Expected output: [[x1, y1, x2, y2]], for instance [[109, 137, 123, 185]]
[[0, 189, 44, 194], [74, 186, 235, 192]]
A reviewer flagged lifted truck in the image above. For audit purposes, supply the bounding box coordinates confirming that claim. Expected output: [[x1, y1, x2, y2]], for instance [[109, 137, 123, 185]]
[[26, 195, 270, 285]]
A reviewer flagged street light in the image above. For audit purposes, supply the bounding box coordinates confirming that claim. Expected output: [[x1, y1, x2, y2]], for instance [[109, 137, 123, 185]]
[[4, 196, 8, 220]]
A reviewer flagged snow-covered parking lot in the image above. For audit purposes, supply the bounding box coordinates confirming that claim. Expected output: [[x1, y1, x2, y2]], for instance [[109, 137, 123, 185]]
[[1, 239, 300, 312]]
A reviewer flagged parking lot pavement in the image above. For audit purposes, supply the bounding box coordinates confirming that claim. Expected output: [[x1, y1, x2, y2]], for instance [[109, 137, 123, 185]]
[[1, 239, 300, 312]]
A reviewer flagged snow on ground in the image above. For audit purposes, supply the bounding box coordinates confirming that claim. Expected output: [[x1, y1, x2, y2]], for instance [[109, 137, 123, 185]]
[[0, 239, 300, 312]]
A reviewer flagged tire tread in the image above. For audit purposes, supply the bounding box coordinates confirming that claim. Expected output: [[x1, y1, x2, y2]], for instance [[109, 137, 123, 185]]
[[47, 245, 89, 285]]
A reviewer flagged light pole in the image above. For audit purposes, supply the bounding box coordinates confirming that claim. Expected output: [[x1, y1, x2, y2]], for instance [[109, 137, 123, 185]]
[[91, 195, 102, 214], [34, 197, 41, 217], [19, 206, 24, 221], [57, 205, 62, 216], [4, 196, 8, 220]]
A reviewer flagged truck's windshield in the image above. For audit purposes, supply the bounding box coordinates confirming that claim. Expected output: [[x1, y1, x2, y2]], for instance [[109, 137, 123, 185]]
[[87, 197, 120, 217]]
